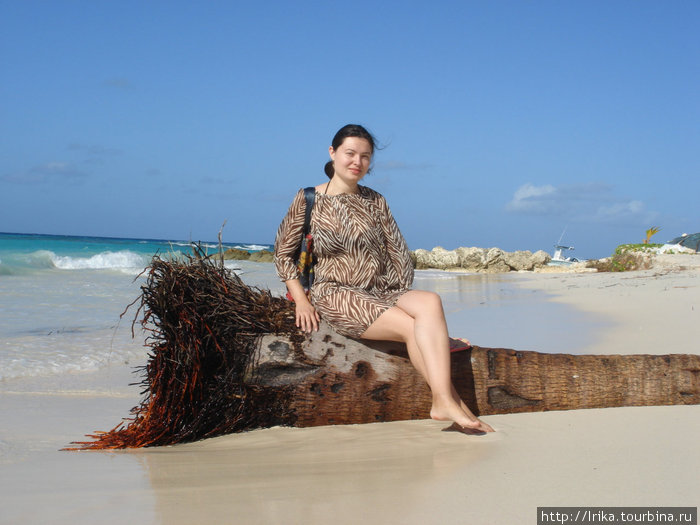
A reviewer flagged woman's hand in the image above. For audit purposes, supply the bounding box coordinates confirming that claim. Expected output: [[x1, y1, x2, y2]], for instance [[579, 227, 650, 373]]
[[285, 279, 320, 332], [295, 298, 320, 333]]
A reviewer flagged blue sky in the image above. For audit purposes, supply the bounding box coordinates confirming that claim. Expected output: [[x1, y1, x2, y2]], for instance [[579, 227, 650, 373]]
[[1, 1, 698, 258]]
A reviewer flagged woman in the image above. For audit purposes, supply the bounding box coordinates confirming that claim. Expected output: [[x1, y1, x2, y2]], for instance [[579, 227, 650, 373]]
[[274, 124, 494, 433]]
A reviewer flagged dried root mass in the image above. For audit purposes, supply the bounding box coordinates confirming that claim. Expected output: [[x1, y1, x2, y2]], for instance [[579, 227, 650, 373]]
[[68, 250, 300, 449]]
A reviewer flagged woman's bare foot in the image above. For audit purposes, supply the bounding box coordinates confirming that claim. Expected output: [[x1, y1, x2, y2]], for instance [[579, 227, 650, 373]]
[[430, 400, 495, 433], [447, 387, 494, 432]]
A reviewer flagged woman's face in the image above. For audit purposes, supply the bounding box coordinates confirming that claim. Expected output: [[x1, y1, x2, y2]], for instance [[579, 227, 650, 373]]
[[329, 136, 372, 185]]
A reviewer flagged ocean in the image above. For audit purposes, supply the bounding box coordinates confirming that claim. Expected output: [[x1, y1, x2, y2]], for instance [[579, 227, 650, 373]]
[[0, 232, 278, 384], [0, 231, 602, 388], [0, 232, 273, 276]]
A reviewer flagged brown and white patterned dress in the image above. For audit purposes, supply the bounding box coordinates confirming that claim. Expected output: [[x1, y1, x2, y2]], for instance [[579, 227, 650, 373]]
[[274, 185, 414, 338]]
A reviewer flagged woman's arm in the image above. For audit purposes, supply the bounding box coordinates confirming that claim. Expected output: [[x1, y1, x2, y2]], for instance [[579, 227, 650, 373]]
[[273, 189, 306, 282], [378, 195, 414, 290], [274, 188, 320, 332]]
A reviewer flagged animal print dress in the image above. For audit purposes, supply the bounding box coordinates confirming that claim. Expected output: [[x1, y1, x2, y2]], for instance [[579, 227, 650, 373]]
[[274, 185, 414, 338]]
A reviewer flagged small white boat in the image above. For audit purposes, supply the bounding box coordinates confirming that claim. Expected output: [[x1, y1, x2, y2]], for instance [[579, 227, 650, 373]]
[[549, 243, 580, 266], [549, 229, 584, 266]]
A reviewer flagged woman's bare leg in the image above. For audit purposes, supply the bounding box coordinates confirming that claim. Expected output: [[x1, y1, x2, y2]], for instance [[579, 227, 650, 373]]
[[361, 290, 494, 433], [388, 324, 475, 420]]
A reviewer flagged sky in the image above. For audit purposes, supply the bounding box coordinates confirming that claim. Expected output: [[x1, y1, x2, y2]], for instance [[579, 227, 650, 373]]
[[1, 1, 698, 259]]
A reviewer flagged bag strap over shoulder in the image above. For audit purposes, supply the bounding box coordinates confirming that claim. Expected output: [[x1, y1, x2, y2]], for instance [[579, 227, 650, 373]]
[[302, 186, 315, 235]]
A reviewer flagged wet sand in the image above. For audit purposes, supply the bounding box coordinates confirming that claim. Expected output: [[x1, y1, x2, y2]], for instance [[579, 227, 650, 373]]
[[2, 257, 698, 524]]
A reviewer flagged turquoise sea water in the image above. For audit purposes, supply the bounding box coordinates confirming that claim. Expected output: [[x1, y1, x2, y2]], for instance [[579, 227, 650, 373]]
[[0, 231, 272, 276], [0, 232, 277, 383]]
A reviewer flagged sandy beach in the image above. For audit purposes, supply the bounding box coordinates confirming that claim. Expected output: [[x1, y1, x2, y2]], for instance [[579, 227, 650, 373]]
[[2, 256, 698, 525]]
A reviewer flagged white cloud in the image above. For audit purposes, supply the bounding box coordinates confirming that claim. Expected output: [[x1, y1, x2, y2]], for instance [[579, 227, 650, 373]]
[[593, 200, 657, 224], [506, 182, 657, 225], [506, 183, 558, 213]]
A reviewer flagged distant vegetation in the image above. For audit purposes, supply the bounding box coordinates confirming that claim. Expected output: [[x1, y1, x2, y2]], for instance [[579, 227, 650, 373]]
[[586, 251, 653, 272], [586, 242, 658, 272], [614, 243, 663, 255]]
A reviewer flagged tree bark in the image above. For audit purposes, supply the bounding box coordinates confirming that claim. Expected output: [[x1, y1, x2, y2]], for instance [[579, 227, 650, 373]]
[[246, 321, 700, 427]]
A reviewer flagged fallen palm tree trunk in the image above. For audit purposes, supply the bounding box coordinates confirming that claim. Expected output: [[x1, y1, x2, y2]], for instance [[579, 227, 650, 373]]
[[253, 324, 700, 426], [68, 254, 700, 450]]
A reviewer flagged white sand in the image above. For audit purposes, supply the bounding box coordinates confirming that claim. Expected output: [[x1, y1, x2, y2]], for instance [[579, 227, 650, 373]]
[[523, 254, 699, 355], [2, 256, 698, 524]]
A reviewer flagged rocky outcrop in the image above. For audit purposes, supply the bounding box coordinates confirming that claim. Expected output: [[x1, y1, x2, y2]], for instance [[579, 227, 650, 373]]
[[248, 250, 274, 262], [221, 246, 549, 272], [411, 246, 550, 272], [222, 248, 251, 260], [222, 248, 274, 262]]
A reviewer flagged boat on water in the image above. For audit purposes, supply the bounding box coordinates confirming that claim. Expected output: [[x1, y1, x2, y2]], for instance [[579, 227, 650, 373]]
[[549, 243, 581, 266], [548, 229, 585, 266]]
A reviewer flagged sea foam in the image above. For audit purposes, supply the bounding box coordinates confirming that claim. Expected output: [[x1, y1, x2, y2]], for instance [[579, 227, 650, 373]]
[[50, 250, 148, 271]]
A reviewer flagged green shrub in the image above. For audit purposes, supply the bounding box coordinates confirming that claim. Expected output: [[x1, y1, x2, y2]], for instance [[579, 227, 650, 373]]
[[586, 252, 652, 272], [614, 243, 662, 255]]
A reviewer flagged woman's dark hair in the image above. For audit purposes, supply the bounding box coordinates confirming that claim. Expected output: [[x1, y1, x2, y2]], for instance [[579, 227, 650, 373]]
[[324, 124, 377, 179]]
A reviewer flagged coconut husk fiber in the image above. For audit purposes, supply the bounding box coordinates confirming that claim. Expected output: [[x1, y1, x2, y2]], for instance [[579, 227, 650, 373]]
[[68, 248, 302, 449]]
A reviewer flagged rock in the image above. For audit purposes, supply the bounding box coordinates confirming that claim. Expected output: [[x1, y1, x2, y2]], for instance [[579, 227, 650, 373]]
[[531, 250, 551, 267], [411, 247, 455, 270], [221, 248, 274, 262], [503, 250, 531, 271], [411, 246, 552, 273], [483, 248, 509, 273], [456, 247, 487, 271], [222, 248, 251, 260], [225, 243, 552, 272], [423, 246, 460, 269], [249, 250, 274, 262], [411, 249, 432, 269], [504, 249, 552, 271]]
